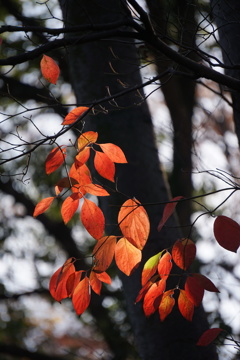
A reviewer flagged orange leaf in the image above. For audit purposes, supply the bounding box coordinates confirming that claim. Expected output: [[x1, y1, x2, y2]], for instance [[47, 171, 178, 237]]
[[135, 276, 158, 303], [81, 198, 105, 239], [115, 237, 141, 276], [45, 146, 66, 175], [72, 276, 91, 315], [61, 193, 81, 224], [69, 163, 92, 193], [118, 199, 150, 250], [82, 183, 110, 197], [75, 147, 90, 167], [159, 289, 175, 321], [185, 276, 204, 307], [178, 289, 194, 321], [157, 251, 172, 280], [62, 107, 89, 125], [40, 54, 60, 84], [33, 196, 55, 217], [141, 252, 162, 286], [94, 151, 115, 182], [143, 279, 166, 317], [66, 270, 84, 297], [49, 259, 75, 302], [99, 143, 127, 163], [78, 131, 98, 151], [196, 328, 223, 346], [157, 196, 183, 232], [95, 271, 111, 284], [89, 271, 102, 295], [172, 238, 196, 271], [55, 177, 79, 195], [214, 215, 240, 252], [191, 273, 219, 293], [93, 236, 117, 272]]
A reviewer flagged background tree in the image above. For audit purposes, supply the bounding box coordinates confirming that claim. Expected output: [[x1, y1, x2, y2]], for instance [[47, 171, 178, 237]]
[[0, 0, 240, 360]]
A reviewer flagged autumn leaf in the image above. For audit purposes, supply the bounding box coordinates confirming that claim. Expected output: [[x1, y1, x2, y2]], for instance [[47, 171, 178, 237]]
[[143, 279, 166, 317], [61, 193, 81, 224], [159, 289, 175, 321], [115, 237, 141, 276], [141, 252, 162, 286], [66, 270, 84, 297], [178, 289, 194, 321], [55, 177, 79, 195], [93, 236, 117, 272], [40, 54, 60, 84], [78, 131, 98, 151], [157, 196, 183, 232], [185, 275, 204, 307], [157, 251, 172, 280], [191, 273, 219, 293], [75, 147, 90, 167], [172, 238, 196, 271], [33, 196, 55, 217], [214, 215, 240, 253], [80, 198, 105, 239], [94, 151, 115, 182], [69, 163, 92, 192], [82, 183, 110, 197], [72, 276, 91, 315], [196, 328, 223, 346], [62, 107, 89, 125], [99, 143, 127, 163], [118, 199, 150, 250], [90, 271, 111, 295], [45, 146, 66, 175], [49, 259, 75, 302]]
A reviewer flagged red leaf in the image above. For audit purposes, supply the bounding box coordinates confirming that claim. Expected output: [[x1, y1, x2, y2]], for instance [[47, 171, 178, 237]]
[[49, 259, 75, 302], [75, 147, 90, 166], [94, 151, 115, 182], [61, 193, 81, 224], [69, 163, 92, 193], [78, 131, 98, 151], [99, 143, 127, 163], [135, 276, 158, 303], [82, 183, 110, 197], [197, 328, 223, 346], [141, 252, 162, 286], [178, 289, 194, 321], [89, 271, 102, 295], [80, 198, 105, 240], [40, 54, 60, 84], [115, 237, 141, 276], [191, 273, 219, 293], [157, 251, 172, 280], [172, 239, 196, 271], [72, 276, 91, 315], [214, 215, 240, 253], [118, 199, 150, 250], [185, 276, 204, 307], [143, 279, 166, 317], [93, 236, 117, 272], [33, 196, 55, 217], [62, 107, 89, 125], [157, 196, 183, 232], [159, 289, 175, 321], [66, 270, 84, 297], [45, 146, 66, 175]]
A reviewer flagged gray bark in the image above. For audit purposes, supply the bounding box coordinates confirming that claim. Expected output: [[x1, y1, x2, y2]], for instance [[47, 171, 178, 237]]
[[59, 1, 217, 359]]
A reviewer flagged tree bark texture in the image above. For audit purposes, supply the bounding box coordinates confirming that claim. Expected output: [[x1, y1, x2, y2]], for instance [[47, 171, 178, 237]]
[[59, 1, 217, 359]]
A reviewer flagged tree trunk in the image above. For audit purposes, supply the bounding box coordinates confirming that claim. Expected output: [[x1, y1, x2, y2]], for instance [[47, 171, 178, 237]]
[[59, 1, 217, 359]]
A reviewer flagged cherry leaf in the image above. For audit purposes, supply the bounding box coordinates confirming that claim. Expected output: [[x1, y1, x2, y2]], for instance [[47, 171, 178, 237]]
[[99, 143, 127, 163], [197, 328, 223, 346], [94, 151, 115, 182], [214, 215, 240, 253], [172, 238, 196, 271], [78, 131, 98, 151], [159, 289, 175, 321], [33, 197, 55, 217], [80, 198, 105, 240], [157, 196, 183, 232], [61, 193, 80, 224], [191, 273, 219, 293], [141, 252, 162, 286], [185, 276, 204, 307], [93, 236, 117, 272], [115, 237, 141, 276], [178, 289, 194, 321], [143, 279, 166, 317], [157, 251, 172, 280], [62, 107, 89, 125], [72, 276, 91, 315], [45, 146, 66, 175], [49, 258, 75, 302], [40, 54, 60, 84]]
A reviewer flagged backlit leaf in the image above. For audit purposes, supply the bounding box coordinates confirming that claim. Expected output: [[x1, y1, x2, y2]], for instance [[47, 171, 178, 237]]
[[78, 131, 98, 151], [93, 236, 117, 272], [99, 143, 127, 163], [157, 196, 183, 232], [118, 199, 150, 250], [94, 151, 115, 182], [143, 279, 166, 317], [69, 163, 92, 193], [72, 276, 91, 315], [159, 289, 175, 321], [82, 183, 110, 197], [135, 276, 158, 303], [62, 107, 89, 125], [40, 54, 60, 84], [95, 271, 111, 284], [66, 270, 84, 297], [185, 275, 204, 307], [214, 215, 240, 252], [33, 196, 55, 217], [45, 146, 66, 175], [55, 177, 79, 194], [172, 238, 196, 271], [61, 193, 81, 224], [49, 259, 75, 302], [196, 328, 223, 346], [89, 271, 102, 295], [178, 289, 194, 321], [75, 147, 90, 166], [141, 252, 162, 286], [115, 237, 141, 276], [157, 251, 172, 280], [81, 198, 105, 239]]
